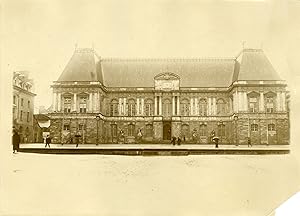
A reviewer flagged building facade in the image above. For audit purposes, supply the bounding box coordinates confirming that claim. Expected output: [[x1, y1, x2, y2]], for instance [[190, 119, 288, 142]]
[[49, 48, 289, 145], [13, 71, 36, 143]]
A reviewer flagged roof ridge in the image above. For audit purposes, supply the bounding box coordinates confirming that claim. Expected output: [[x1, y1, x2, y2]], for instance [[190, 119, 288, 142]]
[[101, 57, 235, 62]]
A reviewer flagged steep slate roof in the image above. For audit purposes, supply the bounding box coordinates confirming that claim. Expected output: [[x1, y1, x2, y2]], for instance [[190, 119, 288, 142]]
[[234, 49, 282, 81], [56, 48, 282, 87], [58, 48, 103, 82], [101, 58, 236, 87]]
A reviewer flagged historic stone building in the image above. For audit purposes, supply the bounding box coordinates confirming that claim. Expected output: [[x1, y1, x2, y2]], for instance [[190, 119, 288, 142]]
[[13, 71, 36, 143], [49, 48, 289, 145]]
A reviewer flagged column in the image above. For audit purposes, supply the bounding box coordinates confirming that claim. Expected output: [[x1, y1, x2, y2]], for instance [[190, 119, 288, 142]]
[[194, 98, 198, 115], [259, 92, 264, 112], [141, 98, 144, 116], [177, 96, 180, 116], [281, 92, 286, 111], [234, 91, 239, 113], [73, 93, 77, 112], [172, 97, 175, 115], [57, 93, 61, 112], [190, 98, 193, 115], [159, 96, 162, 115], [276, 92, 281, 111], [118, 98, 122, 115], [124, 98, 127, 115], [208, 97, 211, 115], [89, 93, 93, 113], [238, 92, 242, 111], [212, 97, 216, 115], [53, 92, 57, 112], [154, 96, 157, 115], [244, 92, 248, 112], [137, 98, 140, 115], [96, 92, 100, 112]]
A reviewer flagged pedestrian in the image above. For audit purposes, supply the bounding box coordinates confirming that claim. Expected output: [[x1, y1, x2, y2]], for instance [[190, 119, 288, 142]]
[[213, 136, 219, 148], [75, 134, 81, 147], [171, 136, 176, 146], [45, 135, 51, 148], [177, 137, 181, 145], [210, 130, 216, 144], [137, 129, 143, 143], [12, 130, 20, 153], [247, 137, 252, 147]]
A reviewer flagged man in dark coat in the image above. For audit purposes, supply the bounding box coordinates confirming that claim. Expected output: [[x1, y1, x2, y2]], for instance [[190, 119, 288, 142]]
[[177, 137, 182, 145], [12, 131, 20, 153], [171, 136, 176, 146], [45, 135, 51, 148]]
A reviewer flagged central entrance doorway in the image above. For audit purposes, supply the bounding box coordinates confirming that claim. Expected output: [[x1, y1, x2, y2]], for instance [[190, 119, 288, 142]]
[[163, 121, 171, 140]]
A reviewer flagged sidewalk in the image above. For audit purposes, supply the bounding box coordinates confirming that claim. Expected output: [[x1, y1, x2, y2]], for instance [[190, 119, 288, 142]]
[[18, 143, 290, 155]]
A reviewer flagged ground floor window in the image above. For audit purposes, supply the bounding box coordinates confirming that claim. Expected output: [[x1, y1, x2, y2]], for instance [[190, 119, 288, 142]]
[[199, 124, 207, 136], [268, 123, 275, 131], [146, 124, 153, 137], [111, 124, 117, 137], [128, 124, 135, 136], [251, 124, 258, 132], [63, 124, 70, 131], [218, 124, 225, 136]]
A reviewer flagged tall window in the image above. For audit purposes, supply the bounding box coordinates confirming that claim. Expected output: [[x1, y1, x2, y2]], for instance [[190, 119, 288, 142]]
[[110, 99, 118, 116], [268, 123, 275, 131], [111, 124, 117, 137], [64, 97, 71, 113], [28, 100, 30, 108], [180, 99, 189, 116], [146, 124, 153, 137], [251, 124, 258, 131], [200, 124, 207, 136], [163, 99, 171, 117], [248, 93, 259, 113], [20, 111, 23, 121], [218, 124, 225, 136], [79, 96, 87, 113], [27, 112, 29, 122], [21, 98, 24, 106], [13, 96, 16, 105], [128, 124, 135, 136], [145, 99, 153, 116], [128, 99, 136, 116], [182, 124, 190, 138], [217, 99, 226, 115], [266, 96, 274, 113], [199, 99, 207, 116]]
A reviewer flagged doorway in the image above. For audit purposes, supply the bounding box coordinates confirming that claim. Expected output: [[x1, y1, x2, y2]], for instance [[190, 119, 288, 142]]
[[163, 121, 171, 140]]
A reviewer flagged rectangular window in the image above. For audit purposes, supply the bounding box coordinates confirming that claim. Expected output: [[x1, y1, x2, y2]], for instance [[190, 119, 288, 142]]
[[111, 124, 117, 137], [13, 96, 16, 105], [146, 124, 153, 137], [63, 124, 70, 131], [64, 97, 71, 113], [20, 111, 23, 121], [218, 124, 225, 136], [21, 98, 24, 106], [27, 112, 29, 122], [79, 124, 84, 130], [128, 124, 135, 136], [268, 124, 275, 131], [200, 124, 207, 136], [79, 103, 87, 113], [251, 124, 258, 131], [174, 96, 178, 115]]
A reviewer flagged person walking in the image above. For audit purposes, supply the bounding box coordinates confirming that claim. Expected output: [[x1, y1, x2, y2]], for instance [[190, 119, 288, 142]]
[[247, 137, 252, 147], [177, 137, 182, 145], [45, 135, 51, 148], [12, 130, 20, 154], [171, 136, 176, 146]]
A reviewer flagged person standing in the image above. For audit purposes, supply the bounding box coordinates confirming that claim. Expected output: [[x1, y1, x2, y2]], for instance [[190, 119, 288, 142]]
[[247, 137, 252, 147], [45, 135, 51, 148], [12, 130, 20, 154], [171, 137, 176, 146], [177, 137, 182, 145]]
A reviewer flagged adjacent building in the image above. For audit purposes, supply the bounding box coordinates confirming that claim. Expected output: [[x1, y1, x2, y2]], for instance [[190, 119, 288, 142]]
[[49, 48, 289, 145], [13, 71, 36, 143]]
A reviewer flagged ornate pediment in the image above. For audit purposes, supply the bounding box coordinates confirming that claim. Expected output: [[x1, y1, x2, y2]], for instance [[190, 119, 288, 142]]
[[154, 73, 180, 91]]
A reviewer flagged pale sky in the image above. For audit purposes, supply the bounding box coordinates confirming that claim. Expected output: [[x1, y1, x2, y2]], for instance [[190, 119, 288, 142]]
[[2, 0, 300, 111]]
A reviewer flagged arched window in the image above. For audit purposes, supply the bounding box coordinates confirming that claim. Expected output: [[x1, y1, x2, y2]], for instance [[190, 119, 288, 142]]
[[145, 99, 154, 116], [111, 124, 117, 137], [146, 124, 153, 137], [63, 96, 71, 113], [199, 99, 207, 116], [218, 123, 225, 136], [251, 124, 258, 132], [128, 99, 136, 116], [110, 99, 118, 116], [180, 99, 189, 116], [217, 99, 226, 115], [200, 124, 207, 136], [182, 124, 190, 139], [128, 124, 135, 136], [163, 99, 172, 117]]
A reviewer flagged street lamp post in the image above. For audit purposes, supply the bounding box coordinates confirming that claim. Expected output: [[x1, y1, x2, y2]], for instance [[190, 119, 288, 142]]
[[234, 114, 238, 146], [96, 115, 100, 145]]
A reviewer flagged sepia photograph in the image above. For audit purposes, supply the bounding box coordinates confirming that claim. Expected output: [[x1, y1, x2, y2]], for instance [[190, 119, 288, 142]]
[[1, 0, 300, 215]]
